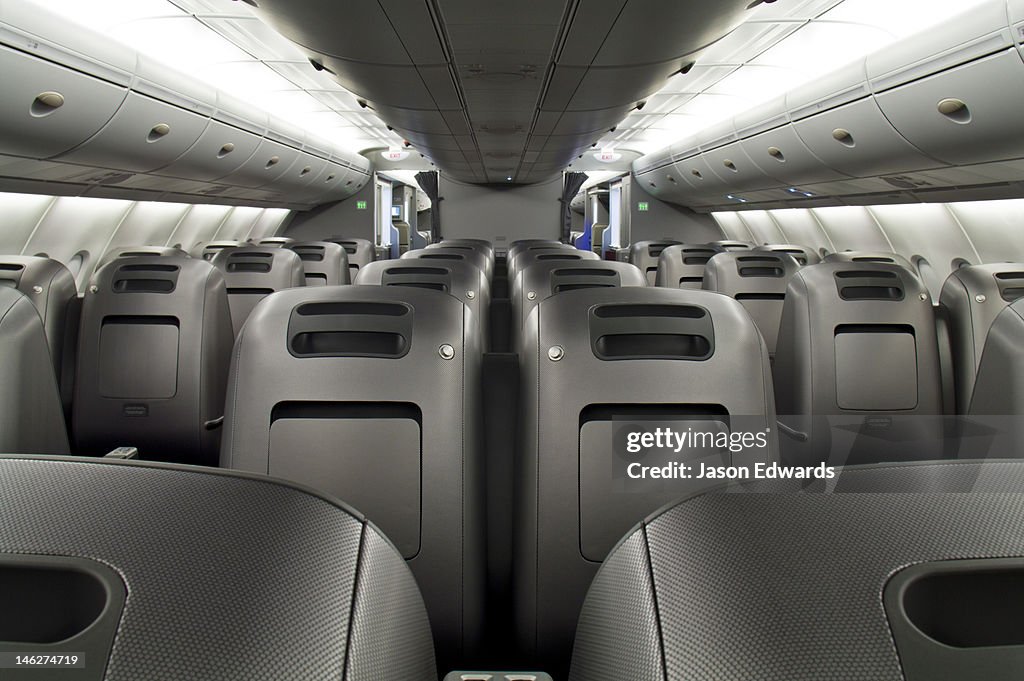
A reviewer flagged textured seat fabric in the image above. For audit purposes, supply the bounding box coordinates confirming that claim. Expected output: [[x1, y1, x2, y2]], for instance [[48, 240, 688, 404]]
[[569, 460, 1024, 681], [325, 237, 376, 278], [703, 251, 801, 356], [654, 243, 723, 289], [74, 257, 233, 465], [755, 243, 821, 265], [774, 262, 943, 465], [628, 241, 682, 285], [968, 299, 1024, 456], [0, 288, 69, 454], [939, 264, 1024, 413], [0, 456, 436, 681], [221, 285, 485, 669], [289, 241, 352, 286], [0, 255, 78, 412], [516, 286, 778, 674], [212, 246, 305, 335]]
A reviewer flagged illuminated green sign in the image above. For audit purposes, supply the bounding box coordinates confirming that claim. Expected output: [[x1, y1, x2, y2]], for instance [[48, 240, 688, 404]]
[[638, 202, 649, 212], [356, 200, 368, 210]]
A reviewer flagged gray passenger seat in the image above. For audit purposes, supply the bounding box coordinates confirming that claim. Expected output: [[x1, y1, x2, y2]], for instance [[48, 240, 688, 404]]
[[212, 246, 305, 334], [824, 249, 916, 272], [569, 460, 1024, 681], [654, 243, 723, 289], [324, 237, 376, 279], [510, 260, 646, 350], [709, 239, 755, 251], [628, 240, 682, 285], [774, 262, 944, 465], [220, 285, 485, 670], [95, 246, 189, 270], [967, 297, 1024, 455], [190, 240, 246, 261], [355, 258, 491, 348], [515, 286, 778, 674], [939, 264, 1024, 413], [508, 246, 597, 283], [73, 257, 233, 465], [702, 251, 801, 357], [288, 241, 351, 286], [0, 455, 436, 680], [0, 287, 69, 454], [755, 242, 821, 265], [403, 246, 494, 281], [0, 255, 78, 414]]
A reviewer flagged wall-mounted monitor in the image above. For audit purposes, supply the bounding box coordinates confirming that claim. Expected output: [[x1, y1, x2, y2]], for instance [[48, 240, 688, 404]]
[[391, 205, 403, 219]]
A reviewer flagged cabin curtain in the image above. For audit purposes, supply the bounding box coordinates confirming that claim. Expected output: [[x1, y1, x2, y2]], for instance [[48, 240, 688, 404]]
[[415, 171, 442, 241], [560, 171, 588, 243]]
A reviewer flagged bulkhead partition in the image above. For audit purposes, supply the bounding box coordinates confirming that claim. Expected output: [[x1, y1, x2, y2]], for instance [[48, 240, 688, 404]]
[[654, 243, 724, 289], [212, 247, 305, 335], [703, 251, 801, 356], [288, 241, 351, 286], [628, 240, 682, 285], [73, 257, 233, 465], [516, 286, 778, 673], [774, 262, 944, 466], [220, 286, 484, 670]]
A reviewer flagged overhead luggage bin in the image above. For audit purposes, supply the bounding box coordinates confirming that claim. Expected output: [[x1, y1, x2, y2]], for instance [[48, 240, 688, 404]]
[[0, 44, 129, 160], [0, 456, 437, 680], [221, 285, 485, 670], [516, 286, 778, 674], [152, 118, 263, 183], [0, 288, 69, 455]]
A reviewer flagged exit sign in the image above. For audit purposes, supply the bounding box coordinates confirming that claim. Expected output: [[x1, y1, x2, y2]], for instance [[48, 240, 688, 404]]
[[356, 200, 368, 210], [638, 201, 649, 212]]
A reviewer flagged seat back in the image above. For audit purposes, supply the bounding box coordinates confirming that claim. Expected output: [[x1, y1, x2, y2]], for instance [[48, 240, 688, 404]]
[[516, 286, 777, 671], [824, 250, 916, 271], [435, 238, 495, 259], [212, 247, 305, 334], [254, 236, 295, 247], [755, 243, 821, 265], [403, 247, 493, 281], [570, 461, 1024, 681], [590, 224, 608, 255], [508, 246, 597, 282], [0, 256, 77, 407], [96, 246, 188, 270], [221, 286, 484, 668], [939, 264, 1024, 413], [324, 237, 376, 278], [774, 262, 942, 465], [190, 240, 245, 261], [710, 239, 755, 251], [970, 298, 1024, 418], [0, 456, 436, 680], [703, 251, 801, 356], [508, 239, 565, 259], [0, 288, 69, 454], [74, 257, 233, 465], [654, 243, 723, 289], [288, 241, 351, 286], [628, 240, 682, 284], [511, 260, 646, 349], [354, 258, 491, 348]]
